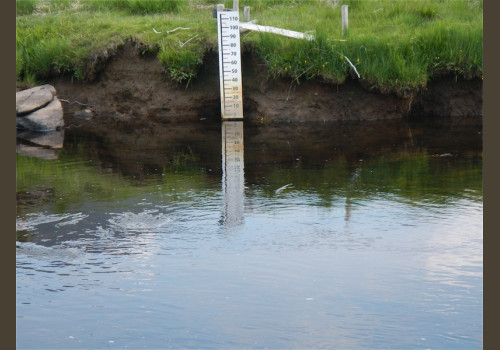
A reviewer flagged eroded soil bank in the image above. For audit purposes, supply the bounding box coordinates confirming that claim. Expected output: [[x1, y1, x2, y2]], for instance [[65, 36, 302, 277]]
[[46, 41, 482, 132]]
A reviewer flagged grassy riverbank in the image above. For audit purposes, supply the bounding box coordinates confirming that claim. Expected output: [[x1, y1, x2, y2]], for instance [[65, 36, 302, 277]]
[[16, 0, 483, 96]]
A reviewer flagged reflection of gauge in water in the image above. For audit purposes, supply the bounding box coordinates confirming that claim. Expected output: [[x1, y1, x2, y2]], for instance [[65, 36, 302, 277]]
[[221, 121, 244, 226]]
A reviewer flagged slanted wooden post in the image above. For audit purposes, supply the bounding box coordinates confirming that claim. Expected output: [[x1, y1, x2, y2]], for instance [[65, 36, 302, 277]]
[[244, 6, 250, 21], [233, 0, 239, 11], [341, 5, 348, 36]]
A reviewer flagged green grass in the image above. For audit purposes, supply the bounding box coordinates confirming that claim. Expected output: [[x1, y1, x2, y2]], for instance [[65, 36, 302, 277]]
[[16, 0, 483, 95], [243, 0, 482, 94]]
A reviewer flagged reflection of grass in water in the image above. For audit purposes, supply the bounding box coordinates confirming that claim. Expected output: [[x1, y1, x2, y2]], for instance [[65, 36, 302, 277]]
[[17, 146, 482, 213], [264, 150, 482, 206], [361, 151, 482, 203], [16, 152, 214, 214], [169, 146, 200, 169]]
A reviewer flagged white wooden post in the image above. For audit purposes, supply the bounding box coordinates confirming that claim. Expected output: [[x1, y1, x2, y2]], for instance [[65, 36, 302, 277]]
[[233, 0, 239, 11], [341, 5, 348, 36], [217, 3, 224, 12], [244, 6, 250, 22]]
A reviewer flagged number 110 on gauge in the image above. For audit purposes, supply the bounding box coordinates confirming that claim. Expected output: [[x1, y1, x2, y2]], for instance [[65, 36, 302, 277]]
[[217, 10, 243, 120]]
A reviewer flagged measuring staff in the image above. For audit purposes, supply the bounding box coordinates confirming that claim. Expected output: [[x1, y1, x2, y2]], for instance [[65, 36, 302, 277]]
[[217, 9, 244, 120]]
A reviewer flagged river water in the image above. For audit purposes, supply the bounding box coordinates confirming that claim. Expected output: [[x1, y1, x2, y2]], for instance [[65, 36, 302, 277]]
[[16, 119, 482, 349]]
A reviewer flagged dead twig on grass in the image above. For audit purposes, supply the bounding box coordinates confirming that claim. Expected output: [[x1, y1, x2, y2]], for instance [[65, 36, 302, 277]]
[[153, 27, 190, 34]]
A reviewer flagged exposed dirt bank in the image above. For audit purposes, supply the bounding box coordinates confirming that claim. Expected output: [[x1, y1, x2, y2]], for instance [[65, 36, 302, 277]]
[[46, 41, 482, 131]]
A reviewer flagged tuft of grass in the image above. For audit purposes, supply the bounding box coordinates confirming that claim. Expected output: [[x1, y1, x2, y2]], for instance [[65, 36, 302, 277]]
[[158, 44, 204, 86]]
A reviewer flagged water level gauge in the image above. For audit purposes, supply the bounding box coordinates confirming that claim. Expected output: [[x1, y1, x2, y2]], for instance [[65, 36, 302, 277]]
[[217, 10, 243, 120]]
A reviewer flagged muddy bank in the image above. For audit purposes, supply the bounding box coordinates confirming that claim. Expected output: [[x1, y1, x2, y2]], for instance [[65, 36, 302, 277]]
[[48, 41, 482, 131]]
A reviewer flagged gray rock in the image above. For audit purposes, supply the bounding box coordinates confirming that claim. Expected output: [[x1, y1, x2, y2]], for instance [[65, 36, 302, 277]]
[[16, 97, 64, 132], [16, 84, 57, 115]]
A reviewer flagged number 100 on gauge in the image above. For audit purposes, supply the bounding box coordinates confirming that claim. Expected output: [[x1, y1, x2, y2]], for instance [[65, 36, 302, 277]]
[[217, 10, 243, 120]]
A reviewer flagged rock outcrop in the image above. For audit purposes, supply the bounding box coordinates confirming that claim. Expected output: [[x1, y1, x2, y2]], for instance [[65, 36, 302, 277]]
[[16, 84, 64, 131]]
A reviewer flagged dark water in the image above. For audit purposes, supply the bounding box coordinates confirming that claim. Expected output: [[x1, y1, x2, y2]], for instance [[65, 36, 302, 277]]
[[16, 119, 482, 349]]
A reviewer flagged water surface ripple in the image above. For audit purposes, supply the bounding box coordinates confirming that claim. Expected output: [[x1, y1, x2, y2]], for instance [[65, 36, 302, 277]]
[[16, 120, 482, 349]]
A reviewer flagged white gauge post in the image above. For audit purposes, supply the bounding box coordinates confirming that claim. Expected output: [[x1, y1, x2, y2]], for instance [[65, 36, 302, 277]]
[[217, 10, 243, 120]]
